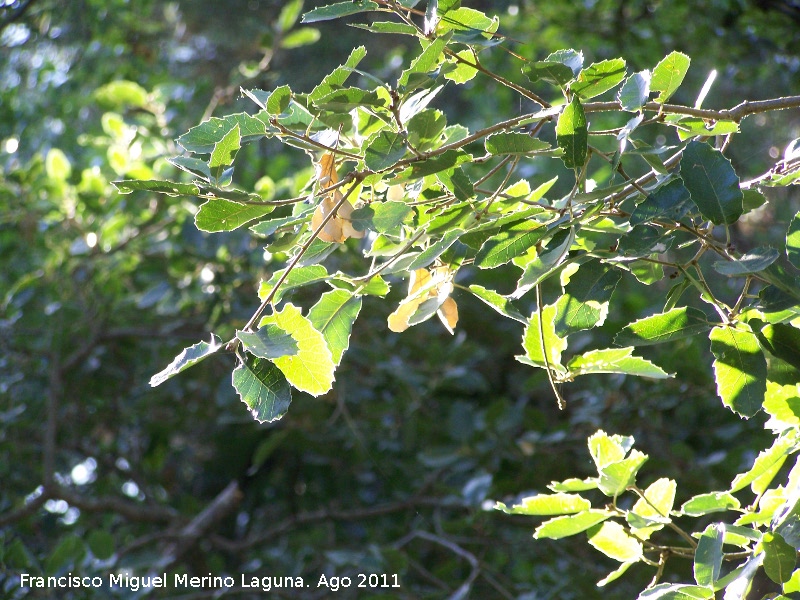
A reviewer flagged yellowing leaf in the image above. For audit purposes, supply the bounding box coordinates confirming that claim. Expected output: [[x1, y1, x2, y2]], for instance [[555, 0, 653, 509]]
[[259, 303, 335, 396], [311, 152, 364, 243], [438, 296, 459, 334], [388, 267, 458, 333]]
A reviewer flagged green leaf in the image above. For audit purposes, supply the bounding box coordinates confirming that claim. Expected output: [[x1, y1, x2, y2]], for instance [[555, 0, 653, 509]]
[[398, 36, 448, 87], [597, 561, 636, 587], [709, 326, 767, 417], [308, 289, 362, 366], [45, 148, 72, 180], [496, 492, 591, 516], [266, 85, 292, 115], [313, 87, 385, 111], [614, 307, 711, 346], [150, 335, 223, 387], [403, 228, 464, 271], [236, 325, 299, 359], [713, 247, 779, 276], [630, 478, 676, 540], [571, 58, 627, 100], [629, 179, 694, 226], [787, 211, 800, 269], [301, 1, 379, 23], [523, 49, 582, 85], [534, 510, 613, 540], [436, 6, 499, 43], [694, 523, 724, 587], [276, 0, 303, 31], [45, 534, 86, 575], [651, 51, 691, 103], [523, 61, 575, 87], [308, 46, 367, 101], [232, 354, 292, 423], [588, 521, 643, 562], [680, 140, 743, 225], [195, 199, 273, 232], [444, 49, 479, 84], [556, 96, 588, 169], [680, 492, 740, 516], [350, 21, 418, 35], [618, 70, 651, 111], [250, 205, 315, 237], [87, 530, 115, 560], [485, 132, 551, 155], [547, 477, 599, 493], [112, 179, 200, 196], [281, 27, 321, 49], [259, 303, 335, 396], [407, 109, 447, 151], [168, 156, 212, 181], [596, 450, 649, 496], [209, 123, 240, 171], [94, 80, 149, 109], [475, 221, 548, 269], [757, 323, 800, 370], [730, 432, 799, 493], [513, 228, 575, 298], [763, 532, 797, 584], [468, 284, 528, 324], [588, 430, 635, 469], [364, 130, 408, 171], [519, 303, 568, 370], [436, 166, 474, 201], [553, 263, 622, 335], [350, 201, 411, 233], [568, 347, 671, 379], [638, 583, 714, 599], [178, 113, 270, 154], [258, 265, 329, 304]]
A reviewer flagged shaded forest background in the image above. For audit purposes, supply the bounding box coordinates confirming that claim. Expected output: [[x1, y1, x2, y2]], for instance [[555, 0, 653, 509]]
[[1, 0, 799, 598]]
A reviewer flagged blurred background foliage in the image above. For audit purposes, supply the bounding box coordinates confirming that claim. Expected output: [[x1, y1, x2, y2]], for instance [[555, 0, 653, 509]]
[[1, 0, 798, 598]]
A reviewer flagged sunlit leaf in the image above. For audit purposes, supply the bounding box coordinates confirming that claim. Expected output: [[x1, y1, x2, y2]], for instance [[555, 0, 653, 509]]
[[554, 263, 621, 335], [301, 1, 379, 23], [762, 532, 797, 584], [209, 123, 240, 170], [680, 492, 740, 516], [614, 306, 711, 346], [485, 132, 551, 155], [112, 179, 200, 196], [787, 211, 800, 269], [150, 335, 223, 387], [587, 520, 643, 562], [571, 58, 627, 100], [709, 326, 767, 417], [195, 198, 273, 232], [568, 347, 671, 379], [533, 510, 613, 540], [730, 431, 799, 493], [308, 289, 362, 366], [259, 303, 335, 396], [519, 303, 568, 370], [496, 492, 591, 516], [468, 285, 528, 324], [651, 51, 691, 103]]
